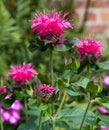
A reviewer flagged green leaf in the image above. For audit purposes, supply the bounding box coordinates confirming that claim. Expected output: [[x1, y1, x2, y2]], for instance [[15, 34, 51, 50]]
[[66, 58, 80, 72], [86, 81, 102, 95], [59, 108, 95, 125], [72, 76, 89, 89], [65, 38, 80, 45], [99, 115, 109, 127], [28, 104, 48, 116], [42, 121, 52, 130], [14, 90, 23, 100], [17, 116, 37, 130], [97, 61, 109, 70], [28, 42, 40, 52], [65, 87, 83, 96], [54, 44, 71, 52], [54, 38, 80, 52]]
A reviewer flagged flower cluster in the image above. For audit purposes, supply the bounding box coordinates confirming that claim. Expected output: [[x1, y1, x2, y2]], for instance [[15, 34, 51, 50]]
[[0, 100, 23, 125], [73, 37, 104, 62], [29, 10, 73, 45], [34, 84, 55, 100], [7, 63, 38, 84]]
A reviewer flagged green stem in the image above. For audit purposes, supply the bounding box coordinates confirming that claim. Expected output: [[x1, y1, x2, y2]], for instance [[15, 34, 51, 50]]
[[49, 49, 55, 130], [38, 111, 43, 130], [55, 91, 66, 117], [0, 110, 4, 130], [24, 97, 28, 123], [50, 49, 54, 86], [80, 93, 91, 130]]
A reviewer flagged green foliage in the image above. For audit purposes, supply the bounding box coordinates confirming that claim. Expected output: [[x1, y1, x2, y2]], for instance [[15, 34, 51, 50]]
[[72, 76, 89, 89], [86, 81, 102, 95]]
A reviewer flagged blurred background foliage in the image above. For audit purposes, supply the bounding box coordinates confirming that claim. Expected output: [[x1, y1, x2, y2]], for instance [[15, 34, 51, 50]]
[[0, 0, 107, 81]]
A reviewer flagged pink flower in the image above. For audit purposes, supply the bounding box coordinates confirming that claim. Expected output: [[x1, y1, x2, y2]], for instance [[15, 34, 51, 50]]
[[0, 100, 23, 125], [35, 84, 55, 100], [73, 37, 104, 57], [98, 106, 108, 114], [7, 63, 38, 83], [103, 76, 109, 86], [29, 10, 73, 45], [0, 86, 7, 95], [11, 100, 23, 111], [99, 126, 109, 130]]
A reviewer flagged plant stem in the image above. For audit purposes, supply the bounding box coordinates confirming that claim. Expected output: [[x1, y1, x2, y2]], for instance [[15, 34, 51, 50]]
[[55, 91, 66, 117], [0, 110, 4, 130], [49, 49, 55, 130], [24, 97, 28, 123], [38, 111, 43, 130], [50, 49, 54, 86], [80, 96, 91, 130]]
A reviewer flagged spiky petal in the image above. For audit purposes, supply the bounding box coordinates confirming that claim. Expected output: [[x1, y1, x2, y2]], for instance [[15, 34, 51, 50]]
[[7, 63, 38, 83]]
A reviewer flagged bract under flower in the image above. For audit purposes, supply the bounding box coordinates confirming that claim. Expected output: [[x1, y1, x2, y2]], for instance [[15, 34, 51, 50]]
[[7, 63, 38, 84], [29, 10, 73, 45]]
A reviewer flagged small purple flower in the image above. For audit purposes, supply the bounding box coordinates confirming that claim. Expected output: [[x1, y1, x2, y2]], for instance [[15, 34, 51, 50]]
[[103, 76, 109, 86], [5, 93, 13, 99], [11, 100, 23, 111], [98, 106, 108, 114], [100, 126, 109, 130], [0, 99, 23, 125]]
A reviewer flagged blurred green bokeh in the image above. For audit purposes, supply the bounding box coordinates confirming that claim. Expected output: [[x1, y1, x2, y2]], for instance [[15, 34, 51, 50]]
[[0, 0, 108, 80]]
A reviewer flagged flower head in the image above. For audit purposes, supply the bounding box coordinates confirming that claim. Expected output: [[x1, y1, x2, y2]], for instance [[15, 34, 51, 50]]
[[7, 63, 38, 84], [29, 10, 73, 45], [103, 76, 109, 86], [74, 37, 103, 56], [98, 105, 108, 114], [35, 84, 55, 100], [73, 37, 104, 62]]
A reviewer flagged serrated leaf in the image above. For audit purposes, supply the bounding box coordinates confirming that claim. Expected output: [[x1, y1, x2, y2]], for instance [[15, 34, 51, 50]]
[[97, 61, 109, 70], [72, 76, 89, 89], [59, 108, 95, 125], [17, 116, 37, 130], [99, 115, 109, 127], [65, 87, 83, 96]]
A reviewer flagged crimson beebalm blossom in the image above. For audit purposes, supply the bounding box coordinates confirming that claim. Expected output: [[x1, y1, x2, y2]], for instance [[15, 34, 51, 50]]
[[34, 84, 55, 100], [29, 10, 73, 45], [73, 37, 104, 62], [7, 63, 38, 83]]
